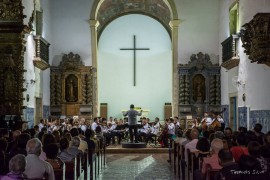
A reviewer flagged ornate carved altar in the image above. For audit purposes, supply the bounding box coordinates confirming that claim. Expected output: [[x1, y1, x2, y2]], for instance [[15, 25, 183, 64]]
[[0, 0, 29, 115], [178, 52, 221, 118], [50, 52, 93, 118]]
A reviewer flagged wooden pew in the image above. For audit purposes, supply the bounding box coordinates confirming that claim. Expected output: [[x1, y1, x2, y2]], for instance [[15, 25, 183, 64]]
[[65, 157, 77, 180], [83, 152, 89, 180], [54, 164, 65, 180], [187, 149, 192, 180], [180, 145, 185, 180], [89, 148, 95, 180], [76, 154, 85, 179], [177, 143, 181, 179], [173, 141, 178, 174], [205, 164, 219, 180]]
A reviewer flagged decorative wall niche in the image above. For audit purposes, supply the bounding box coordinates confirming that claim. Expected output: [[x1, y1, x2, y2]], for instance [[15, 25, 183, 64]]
[[178, 52, 221, 117], [50, 52, 93, 119]]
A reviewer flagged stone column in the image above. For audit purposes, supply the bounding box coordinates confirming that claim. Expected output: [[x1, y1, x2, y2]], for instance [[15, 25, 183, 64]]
[[89, 20, 99, 117], [170, 20, 180, 117]]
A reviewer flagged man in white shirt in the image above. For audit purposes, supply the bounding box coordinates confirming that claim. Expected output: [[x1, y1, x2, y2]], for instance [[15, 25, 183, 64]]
[[206, 115, 213, 126], [168, 118, 175, 137], [24, 138, 55, 180], [174, 116, 180, 128], [91, 117, 99, 131], [138, 118, 150, 142], [145, 117, 160, 144], [38, 119, 44, 132]]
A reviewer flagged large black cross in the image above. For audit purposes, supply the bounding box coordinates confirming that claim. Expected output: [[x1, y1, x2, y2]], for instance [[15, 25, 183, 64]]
[[120, 35, 150, 86]]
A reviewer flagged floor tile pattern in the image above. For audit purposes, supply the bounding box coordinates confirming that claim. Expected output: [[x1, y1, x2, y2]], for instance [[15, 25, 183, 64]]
[[97, 154, 176, 180]]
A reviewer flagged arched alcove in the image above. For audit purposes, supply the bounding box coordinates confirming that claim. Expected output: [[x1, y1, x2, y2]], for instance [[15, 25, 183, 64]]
[[89, 0, 179, 117]]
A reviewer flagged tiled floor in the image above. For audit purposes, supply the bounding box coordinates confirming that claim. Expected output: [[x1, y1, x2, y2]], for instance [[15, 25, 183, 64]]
[[97, 153, 176, 180]]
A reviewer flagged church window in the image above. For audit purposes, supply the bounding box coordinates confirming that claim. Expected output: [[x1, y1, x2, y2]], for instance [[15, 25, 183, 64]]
[[36, 9, 43, 36], [229, 1, 239, 35]]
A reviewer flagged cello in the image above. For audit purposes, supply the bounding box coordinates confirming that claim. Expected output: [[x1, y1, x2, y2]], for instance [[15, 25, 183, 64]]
[[209, 109, 225, 130]]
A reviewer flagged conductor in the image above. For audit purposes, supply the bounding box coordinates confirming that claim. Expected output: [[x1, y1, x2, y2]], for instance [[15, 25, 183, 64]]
[[123, 104, 142, 143]]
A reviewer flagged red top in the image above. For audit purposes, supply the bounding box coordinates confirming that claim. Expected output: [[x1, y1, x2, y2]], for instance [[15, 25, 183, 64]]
[[230, 146, 249, 163]]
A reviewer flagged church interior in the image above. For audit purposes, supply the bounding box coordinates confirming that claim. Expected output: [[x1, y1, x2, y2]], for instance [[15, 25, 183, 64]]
[[0, 0, 270, 179]]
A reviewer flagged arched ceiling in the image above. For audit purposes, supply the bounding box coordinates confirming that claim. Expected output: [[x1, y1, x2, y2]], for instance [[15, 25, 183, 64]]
[[94, 0, 175, 40]]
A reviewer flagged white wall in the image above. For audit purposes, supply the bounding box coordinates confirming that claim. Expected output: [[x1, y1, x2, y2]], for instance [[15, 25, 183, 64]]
[[240, 0, 270, 109], [98, 14, 172, 120], [219, 0, 270, 110], [22, 1, 35, 108], [176, 0, 220, 64], [40, 0, 53, 106], [51, 0, 93, 66]]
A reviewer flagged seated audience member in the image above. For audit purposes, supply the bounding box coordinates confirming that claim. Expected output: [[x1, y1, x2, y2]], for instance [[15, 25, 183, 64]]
[[0, 138, 8, 175], [58, 138, 74, 162], [215, 149, 241, 180], [182, 128, 199, 179], [180, 129, 192, 146], [261, 132, 270, 158], [7, 130, 21, 153], [214, 131, 225, 140], [201, 138, 223, 176], [64, 133, 72, 142], [1, 154, 27, 180], [185, 128, 199, 162], [9, 133, 31, 158], [222, 137, 233, 150], [95, 126, 103, 139], [40, 133, 56, 161], [238, 127, 247, 134], [247, 141, 268, 172], [52, 130, 61, 144], [239, 155, 270, 179], [0, 129, 9, 140], [24, 138, 55, 180], [196, 137, 210, 156], [45, 143, 64, 169], [253, 123, 264, 145], [224, 127, 233, 139], [84, 129, 97, 152], [230, 133, 248, 163], [68, 136, 83, 156], [245, 130, 257, 144]]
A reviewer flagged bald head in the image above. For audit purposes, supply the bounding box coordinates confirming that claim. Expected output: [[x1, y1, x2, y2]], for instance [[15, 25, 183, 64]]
[[26, 138, 42, 155]]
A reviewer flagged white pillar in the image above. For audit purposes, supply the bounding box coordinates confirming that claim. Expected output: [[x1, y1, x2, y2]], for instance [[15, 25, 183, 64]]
[[170, 19, 180, 117], [89, 20, 99, 117]]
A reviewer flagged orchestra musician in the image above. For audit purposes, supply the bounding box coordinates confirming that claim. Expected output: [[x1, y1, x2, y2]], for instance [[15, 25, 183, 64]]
[[158, 119, 169, 147], [145, 117, 160, 144], [191, 117, 201, 128], [138, 118, 150, 142], [209, 111, 225, 131], [91, 117, 99, 131]]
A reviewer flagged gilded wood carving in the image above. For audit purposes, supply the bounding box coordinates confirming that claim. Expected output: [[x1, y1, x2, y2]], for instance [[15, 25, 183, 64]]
[[50, 52, 93, 117], [241, 13, 270, 66], [0, 0, 28, 115]]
